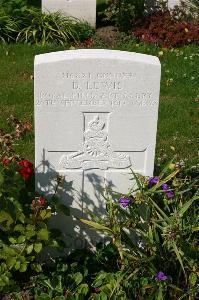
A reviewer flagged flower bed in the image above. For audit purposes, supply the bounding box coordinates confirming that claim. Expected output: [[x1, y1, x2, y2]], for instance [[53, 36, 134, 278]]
[[133, 11, 199, 48]]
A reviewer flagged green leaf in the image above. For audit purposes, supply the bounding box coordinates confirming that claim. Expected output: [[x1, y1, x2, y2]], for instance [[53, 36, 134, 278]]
[[93, 272, 107, 287], [40, 209, 52, 220], [80, 219, 113, 234], [157, 286, 163, 300], [192, 227, 199, 232], [76, 283, 89, 295], [34, 242, 42, 253], [20, 263, 27, 272], [130, 168, 144, 193], [172, 242, 186, 279], [98, 292, 108, 300], [0, 211, 13, 227], [26, 244, 34, 254], [14, 224, 25, 233], [32, 263, 42, 272], [15, 261, 21, 270], [17, 212, 25, 223], [9, 237, 17, 244], [26, 224, 35, 231], [149, 198, 171, 223], [0, 172, 4, 186], [6, 257, 16, 268], [35, 294, 51, 300], [73, 272, 83, 285], [1, 275, 9, 284], [37, 228, 49, 241], [179, 196, 198, 216], [18, 235, 26, 243], [189, 272, 197, 286], [57, 263, 68, 272]]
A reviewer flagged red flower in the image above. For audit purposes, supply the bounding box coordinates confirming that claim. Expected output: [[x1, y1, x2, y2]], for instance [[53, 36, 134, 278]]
[[32, 197, 46, 207], [18, 159, 33, 168], [39, 197, 46, 206], [2, 157, 10, 166], [17, 159, 34, 180]]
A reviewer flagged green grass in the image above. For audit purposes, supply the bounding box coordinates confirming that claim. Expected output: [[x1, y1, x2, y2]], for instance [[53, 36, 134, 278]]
[[0, 40, 198, 164]]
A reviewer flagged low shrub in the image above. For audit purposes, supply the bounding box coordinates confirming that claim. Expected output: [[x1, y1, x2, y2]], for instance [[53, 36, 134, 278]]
[[0, 117, 68, 294], [132, 10, 199, 48], [0, 10, 20, 42], [0, 0, 29, 17], [17, 9, 94, 45], [103, 0, 145, 31]]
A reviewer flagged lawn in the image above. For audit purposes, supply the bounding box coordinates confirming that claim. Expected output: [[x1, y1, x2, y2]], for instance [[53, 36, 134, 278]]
[[0, 40, 198, 164]]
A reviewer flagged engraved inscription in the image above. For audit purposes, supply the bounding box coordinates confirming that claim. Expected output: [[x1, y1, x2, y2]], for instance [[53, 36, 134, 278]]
[[62, 72, 135, 80], [36, 92, 157, 108], [36, 72, 158, 109], [59, 115, 131, 170], [73, 81, 123, 90]]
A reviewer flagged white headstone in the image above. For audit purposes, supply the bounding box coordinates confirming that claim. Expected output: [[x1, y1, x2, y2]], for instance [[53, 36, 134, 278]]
[[34, 49, 161, 249], [168, 0, 181, 9], [42, 0, 96, 27]]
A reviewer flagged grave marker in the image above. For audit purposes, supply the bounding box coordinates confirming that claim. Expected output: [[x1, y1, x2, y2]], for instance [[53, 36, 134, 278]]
[[42, 0, 96, 27], [168, 0, 181, 9], [34, 49, 161, 249]]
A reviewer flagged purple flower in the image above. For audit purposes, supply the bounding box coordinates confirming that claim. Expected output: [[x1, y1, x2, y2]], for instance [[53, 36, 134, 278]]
[[161, 183, 169, 191], [119, 197, 131, 208], [148, 176, 159, 188], [161, 183, 175, 199], [156, 271, 168, 281], [166, 191, 175, 199]]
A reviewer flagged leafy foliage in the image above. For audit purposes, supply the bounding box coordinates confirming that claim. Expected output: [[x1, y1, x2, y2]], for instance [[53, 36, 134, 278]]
[[0, 0, 29, 17], [17, 9, 94, 45], [0, 118, 68, 294], [81, 159, 199, 299], [0, 10, 20, 42], [103, 0, 145, 31], [133, 10, 199, 48]]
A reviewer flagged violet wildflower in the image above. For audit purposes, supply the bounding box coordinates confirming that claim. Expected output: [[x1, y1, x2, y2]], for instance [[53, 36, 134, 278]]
[[119, 197, 131, 208], [156, 271, 168, 281], [161, 183, 169, 191], [161, 183, 175, 199], [148, 176, 159, 188], [166, 190, 175, 199]]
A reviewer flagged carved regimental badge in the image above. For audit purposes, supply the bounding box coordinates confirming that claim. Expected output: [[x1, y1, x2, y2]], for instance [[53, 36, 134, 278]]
[[60, 115, 132, 170]]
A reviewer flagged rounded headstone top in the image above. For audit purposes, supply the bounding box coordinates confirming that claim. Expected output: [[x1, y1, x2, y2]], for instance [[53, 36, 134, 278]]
[[35, 49, 160, 66]]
